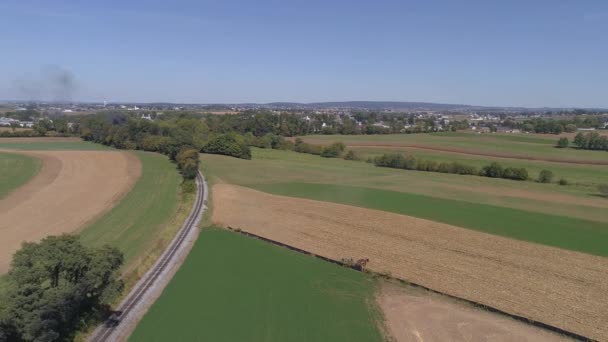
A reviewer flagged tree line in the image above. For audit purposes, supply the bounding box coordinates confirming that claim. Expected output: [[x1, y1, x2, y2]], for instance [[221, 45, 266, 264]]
[[502, 116, 606, 134], [372, 153, 559, 183], [555, 132, 608, 151]]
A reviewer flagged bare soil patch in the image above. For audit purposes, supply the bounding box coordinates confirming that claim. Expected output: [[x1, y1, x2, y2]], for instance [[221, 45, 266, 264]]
[[0, 150, 141, 272], [0, 137, 81, 143], [377, 281, 568, 342], [212, 184, 608, 341]]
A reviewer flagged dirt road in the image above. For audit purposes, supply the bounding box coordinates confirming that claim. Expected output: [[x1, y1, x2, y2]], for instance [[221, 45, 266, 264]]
[[212, 184, 608, 341], [0, 150, 141, 272]]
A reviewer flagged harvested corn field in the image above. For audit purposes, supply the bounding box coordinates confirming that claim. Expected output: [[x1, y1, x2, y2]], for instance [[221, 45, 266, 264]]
[[0, 150, 141, 272], [212, 184, 608, 341]]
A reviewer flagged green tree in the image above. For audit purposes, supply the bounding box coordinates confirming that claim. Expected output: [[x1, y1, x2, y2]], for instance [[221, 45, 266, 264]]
[[481, 162, 504, 178], [537, 169, 554, 183], [556, 137, 569, 148], [598, 184, 608, 197], [0, 235, 123, 341]]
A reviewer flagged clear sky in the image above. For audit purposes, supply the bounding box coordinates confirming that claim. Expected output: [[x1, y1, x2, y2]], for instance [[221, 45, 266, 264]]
[[1, 0, 607, 107]]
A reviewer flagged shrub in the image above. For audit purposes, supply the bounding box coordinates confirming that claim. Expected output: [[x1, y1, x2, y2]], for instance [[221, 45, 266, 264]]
[[437, 162, 452, 173], [598, 184, 608, 197], [343, 150, 360, 161], [502, 167, 529, 181], [451, 162, 477, 175], [537, 169, 554, 183], [374, 153, 406, 168], [481, 162, 504, 178], [556, 137, 569, 148], [558, 178, 569, 186], [201, 133, 252, 160], [321, 142, 346, 158]]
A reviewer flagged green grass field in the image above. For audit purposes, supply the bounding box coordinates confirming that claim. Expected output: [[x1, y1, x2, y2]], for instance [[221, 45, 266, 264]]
[[201, 148, 608, 256], [350, 146, 608, 187], [300, 132, 608, 163], [0, 152, 41, 198], [202, 148, 608, 224], [80, 151, 182, 266], [130, 228, 384, 342]]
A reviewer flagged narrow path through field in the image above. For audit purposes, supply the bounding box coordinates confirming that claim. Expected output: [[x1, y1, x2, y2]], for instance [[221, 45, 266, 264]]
[[212, 184, 608, 341], [0, 149, 141, 273]]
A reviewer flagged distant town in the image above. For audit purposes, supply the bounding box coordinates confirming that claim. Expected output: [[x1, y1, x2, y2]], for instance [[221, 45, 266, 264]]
[[1, 100, 607, 135]]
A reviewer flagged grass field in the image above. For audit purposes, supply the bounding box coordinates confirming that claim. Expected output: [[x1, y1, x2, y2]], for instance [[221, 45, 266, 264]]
[[130, 228, 384, 342], [80, 151, 182, 267], [201, 148, 608, 255], [0, 152, 41, 198], [299, 132, 608, 163], [350, 146, 608, 187]]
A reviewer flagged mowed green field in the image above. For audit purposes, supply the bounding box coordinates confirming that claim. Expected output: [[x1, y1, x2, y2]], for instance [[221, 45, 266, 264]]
[[80, 151, 182, 266], [130, 228, 384, 342], [300, 132, 608, 163], [201, 148, 608, 256], [0, 152, 41, 198]]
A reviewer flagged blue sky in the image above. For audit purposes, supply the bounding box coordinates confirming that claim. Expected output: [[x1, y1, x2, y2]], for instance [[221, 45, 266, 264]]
[[1, 0, 607, 107]]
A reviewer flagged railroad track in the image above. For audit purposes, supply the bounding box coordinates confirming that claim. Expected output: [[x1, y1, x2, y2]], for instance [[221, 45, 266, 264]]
[[89, 171, 207, 342]]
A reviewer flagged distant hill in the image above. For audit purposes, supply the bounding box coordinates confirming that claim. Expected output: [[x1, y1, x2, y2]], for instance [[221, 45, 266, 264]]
[[259, 101, 608, 112]]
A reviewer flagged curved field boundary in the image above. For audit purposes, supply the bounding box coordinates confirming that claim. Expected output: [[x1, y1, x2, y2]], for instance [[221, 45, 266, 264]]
[[225, 227, 594, 341], [344, 143, 608, 165], [89, 171, 208, 342], [0, 151, 41, 199], [0, 150, 141, 273]]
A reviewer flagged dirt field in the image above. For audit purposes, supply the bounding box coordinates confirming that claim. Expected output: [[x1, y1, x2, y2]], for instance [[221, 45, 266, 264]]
[[0, 150, 141, 273], [212, 184, 608, 341], [377, 282, 568, 342], [311, 142, 608, 165], [0, 137, 81, 143]]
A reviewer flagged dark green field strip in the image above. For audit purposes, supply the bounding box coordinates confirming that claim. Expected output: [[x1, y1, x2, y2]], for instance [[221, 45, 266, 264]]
[[0, 141, 111, 150], [80, 151, 181, 264], [130, 228, 383, 342], [0, 152, 41, 198], [248, 183, 608, 257]]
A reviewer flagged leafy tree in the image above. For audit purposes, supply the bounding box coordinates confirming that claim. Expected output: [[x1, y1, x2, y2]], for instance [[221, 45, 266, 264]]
[[321, 142, 345, 158], [201, 133, 251, 159], [480, 162, 504, 178], [599, 184, 608, 197], [556, 137, 569, 148], [343, 150, 360, 161], [537, 169, 554, 183], [176, 147, 200, 179], [0, 235, 123, 342], [564, 124, 577, 133]]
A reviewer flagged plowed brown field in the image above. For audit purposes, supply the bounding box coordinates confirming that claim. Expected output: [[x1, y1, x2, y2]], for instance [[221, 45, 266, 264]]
[[0, 150, 141, 272], [212, 184, 608, 341], [377, 282, 568, 342]]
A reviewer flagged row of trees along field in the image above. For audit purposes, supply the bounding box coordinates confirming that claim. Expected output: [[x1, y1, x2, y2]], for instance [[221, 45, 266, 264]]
[[371, 154, 552, 182], [556, 132, 608, 151], [502, 115, 606, 134], [0, 236, 123, 341]]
